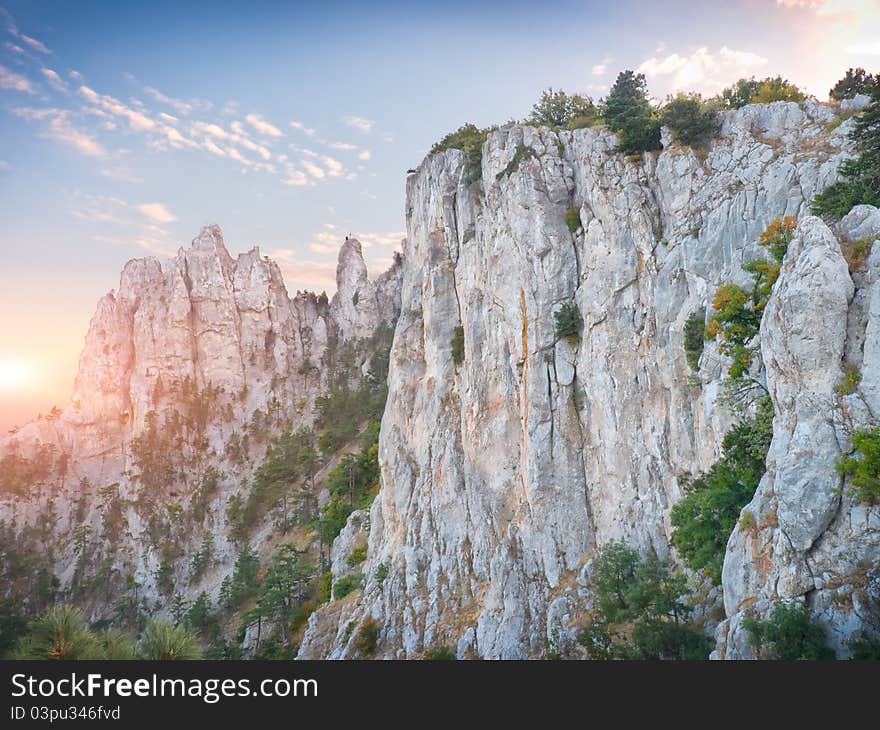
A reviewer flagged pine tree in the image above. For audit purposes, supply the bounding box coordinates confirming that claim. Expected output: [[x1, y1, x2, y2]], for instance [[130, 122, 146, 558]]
[[829, 67, 879, 101], [170, 592, 189, 626], [257, 545, 314, 645], [603, 71, 661, 154]]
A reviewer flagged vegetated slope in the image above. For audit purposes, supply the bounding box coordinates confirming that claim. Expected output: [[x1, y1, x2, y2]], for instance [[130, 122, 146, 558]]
[[0, 227, 402, 658]]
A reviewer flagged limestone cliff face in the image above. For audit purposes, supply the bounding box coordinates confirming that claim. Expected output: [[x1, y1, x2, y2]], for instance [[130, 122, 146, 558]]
[[0, 228, 402, 609], [717, 206, 880, 658], [299, 98, 879, 658]]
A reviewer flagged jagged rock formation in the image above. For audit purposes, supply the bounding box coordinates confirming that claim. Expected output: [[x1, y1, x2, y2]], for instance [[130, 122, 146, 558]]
[[0, 227, 402, 618], [299, 99, 879, 658], [331, 238, 403, 342], [717, 206, 880, 658]]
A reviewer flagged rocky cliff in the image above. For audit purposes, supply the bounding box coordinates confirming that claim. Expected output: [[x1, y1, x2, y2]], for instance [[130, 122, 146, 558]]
[[299, 98, 880, 658], [4, 97, 878, 661], [0, 227, 402, 625]]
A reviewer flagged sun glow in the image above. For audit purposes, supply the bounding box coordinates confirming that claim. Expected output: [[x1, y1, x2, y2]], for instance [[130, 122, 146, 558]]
[[0, 359, 32, 392]]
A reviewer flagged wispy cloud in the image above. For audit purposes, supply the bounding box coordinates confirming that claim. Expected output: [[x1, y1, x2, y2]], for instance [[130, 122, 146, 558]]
[[79, 85, 157, 132], [591, 57, 611, 76], [137, 202, 176, 224], [321, 155, 344, 176], [16, 33, 49, 54], [301, 159, 325, 179], [289, 120, 316, 136], [1, 8, 50, 54], [68, 193, 132, 225], [0, 64, 33, 93], [1, 31, 357, 191], [69, 193, 178, 255], [40, 67, 68, 93], [190, 119, 271, 160], [306, 229, 342, 254], [245, 112, 283, 138], [282, 170, 309, 186], [358, 149, 371, 161], [14, 107, 106, 157], [357, 230, 405, 249], [143, 85, 194, 116], [343, 115, 374, 133], [100, 167, 143, 184]]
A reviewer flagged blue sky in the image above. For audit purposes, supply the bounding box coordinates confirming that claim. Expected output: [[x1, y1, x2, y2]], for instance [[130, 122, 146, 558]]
[[0, 0, 878, 427]]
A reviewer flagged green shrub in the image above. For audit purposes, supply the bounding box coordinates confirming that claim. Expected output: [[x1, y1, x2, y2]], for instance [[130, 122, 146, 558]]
[[813, 90, 880, 220], [660, 93, 720, 150], [829, 68, 879, 101], [496, 143, 536, 180], [751, 77, 806, 104], [849, 633, 880, 659], [720, 76, 805, 109], [290, 601, 316, 634], [318, 571, 333, 604], [813, 179, 879, 220], [603, 70, 661, 154], [565, 205, 581, 234], [576, 542, 710, 660], [683, 309, 706, 372], [566, 115, 597, 131], [836, 362, 862, 395], [316, 498, 354, 548], [554, 302, 583, 340], [346, 545, 368, 567], [842, 237, 873, 273], [333, 573, 363, 600], [374, 563, 389, 585], [738, 510, 756, 531], [139, 619, 202, 660], [671, 396, 773, 584], [451, 325, 464, 366], [139, 620, 202, 660], [432, 123, 493, 185], [706, 217, 795, 382], [12, 606, 103, 660], [529, 88, 597, 128], [720, 78, 763, 109], [97, 629, 138, 660], [423, 646, 457, 660], [836, 427, 880, 503], [353, 618, 380, 658], [743, 602, 834, 660]]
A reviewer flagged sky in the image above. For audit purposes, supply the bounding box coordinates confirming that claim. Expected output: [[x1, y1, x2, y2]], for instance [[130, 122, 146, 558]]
[[0, 0, 878, 430]]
